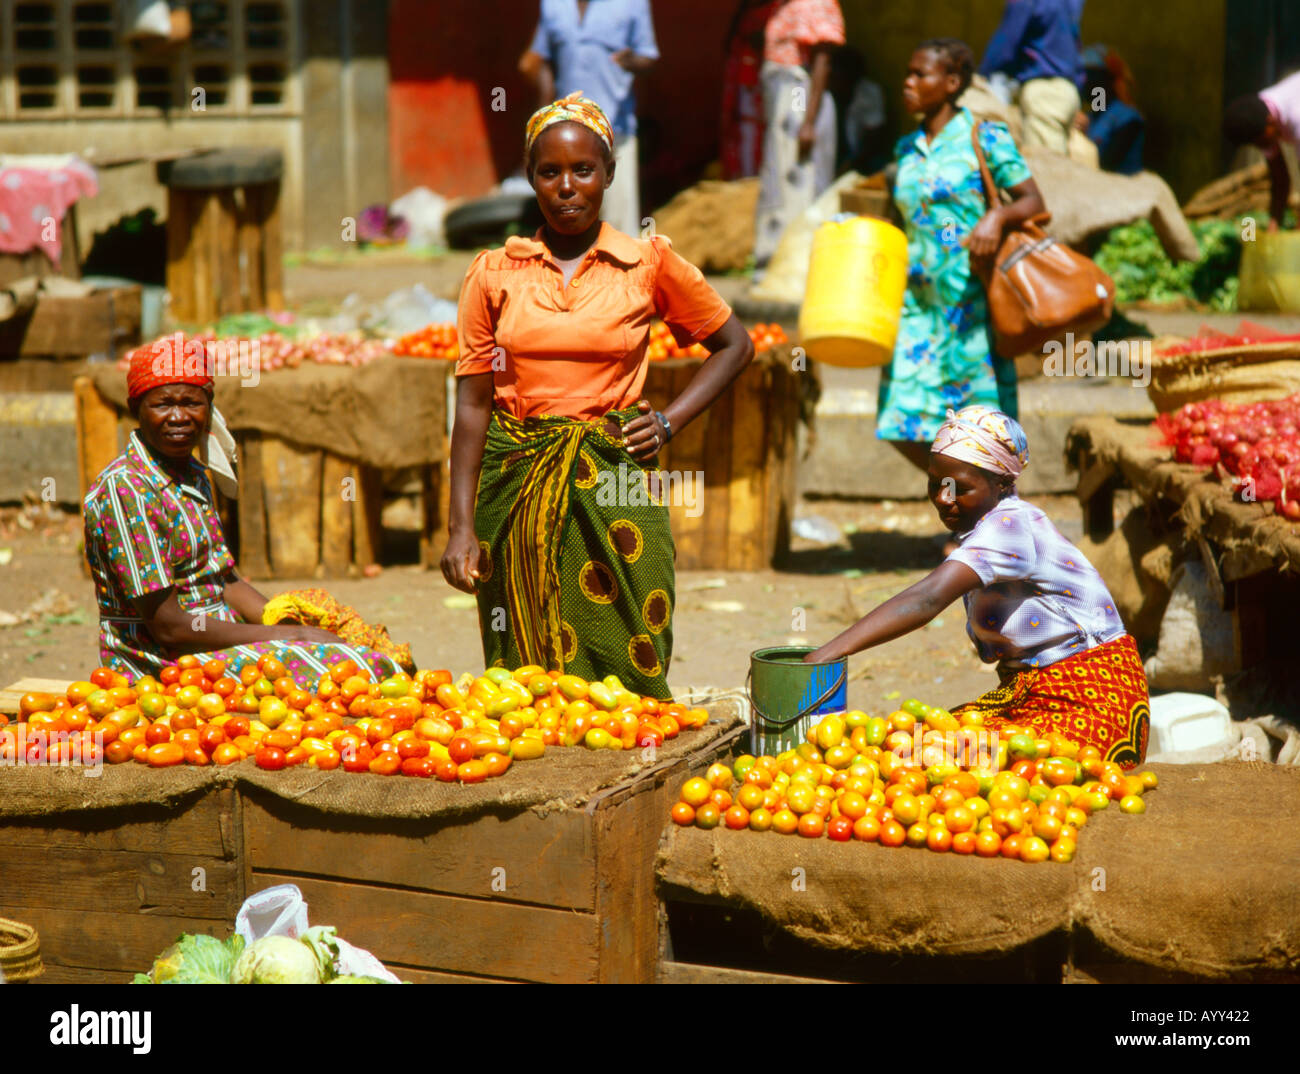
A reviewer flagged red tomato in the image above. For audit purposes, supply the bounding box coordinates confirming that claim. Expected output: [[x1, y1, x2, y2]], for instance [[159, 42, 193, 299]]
[[341, 742, 375, 773], [397, 738, 431, 760], [826, 816, 855, 842], [400, 756, 436, 778], [255, 745, 287, 771], [368, 752, 402, 776], [448, 735, 476, 764]]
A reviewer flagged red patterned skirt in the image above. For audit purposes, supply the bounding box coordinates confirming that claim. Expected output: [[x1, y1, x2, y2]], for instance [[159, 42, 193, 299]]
[[951, 634, 1150, 769]]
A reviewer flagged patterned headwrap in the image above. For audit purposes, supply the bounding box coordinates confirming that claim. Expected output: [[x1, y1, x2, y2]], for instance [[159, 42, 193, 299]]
[[931, 405, 1029, 478], [126, 335, 239, 500], [127, 336, 214, 401], [524, 91, 615, 160]]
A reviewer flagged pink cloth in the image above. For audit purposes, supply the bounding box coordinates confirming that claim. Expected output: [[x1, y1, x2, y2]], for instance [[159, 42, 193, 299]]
[[763, 0, 845, 69], [0, 159, 98, 263], [1260, 70, 1300, 146]]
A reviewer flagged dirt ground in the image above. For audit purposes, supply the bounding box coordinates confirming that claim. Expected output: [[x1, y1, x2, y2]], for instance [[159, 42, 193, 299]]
[[0, 493, 1098, 717]]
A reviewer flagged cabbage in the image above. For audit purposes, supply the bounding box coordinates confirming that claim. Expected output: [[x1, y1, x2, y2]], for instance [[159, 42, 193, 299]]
[[230, 935, 323, 984], [328, 975, 391, 984], [137, 933, 244, 984]]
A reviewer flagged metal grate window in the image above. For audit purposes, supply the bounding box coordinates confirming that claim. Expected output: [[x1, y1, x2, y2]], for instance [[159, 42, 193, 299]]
[[2, 0, 297, 118]]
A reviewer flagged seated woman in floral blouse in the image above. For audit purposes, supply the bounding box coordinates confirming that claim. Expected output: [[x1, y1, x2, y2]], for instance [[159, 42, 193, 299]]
[[83, 350, 401, 687]]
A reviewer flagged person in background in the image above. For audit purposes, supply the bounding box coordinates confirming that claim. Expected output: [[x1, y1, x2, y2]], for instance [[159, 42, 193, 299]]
[[720, 0, 781, 181], [1222, 70, 1300, 232], [1077, 44, 1144, 175], [753, 0, 846, 269], [880, 39, 1044, 502], [806, 406, 1148, 769], [830, 46, 889, 176], [530, 0, 659, 238], [978, 0, 1085, 155]]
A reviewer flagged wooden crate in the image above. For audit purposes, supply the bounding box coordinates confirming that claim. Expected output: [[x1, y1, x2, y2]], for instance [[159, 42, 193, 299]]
[[641, 351, 802, 572], [0, 286, 141, 365], [0, 789, 243, 984], [242, 723, 746, 983]]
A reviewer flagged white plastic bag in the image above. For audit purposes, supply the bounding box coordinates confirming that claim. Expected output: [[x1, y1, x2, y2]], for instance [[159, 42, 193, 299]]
[[233, 883, 402, 983], [390, 186, 449, 249]]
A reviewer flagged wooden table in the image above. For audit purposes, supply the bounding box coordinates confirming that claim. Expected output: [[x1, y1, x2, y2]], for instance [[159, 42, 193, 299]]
[[0, 708, 744, 984], [1067, 416, 1300, 669]]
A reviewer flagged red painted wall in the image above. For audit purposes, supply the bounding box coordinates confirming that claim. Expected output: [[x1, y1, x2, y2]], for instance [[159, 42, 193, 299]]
[[387, 0, 733, 209]]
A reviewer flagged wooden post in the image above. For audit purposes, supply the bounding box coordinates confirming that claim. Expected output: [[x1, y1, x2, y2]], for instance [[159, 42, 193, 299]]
[[238, 187, 264, 311], [352, 465, 384, 569], [216, 190, 242, 318], [236, 432, 271, 579], [319, 454, 356, 578], [258, 179, 284, 311], [260, 437, 322, 578], [725, 360, 769, 571], [165, 187, 195, 322], [74, 376, 123, 577]]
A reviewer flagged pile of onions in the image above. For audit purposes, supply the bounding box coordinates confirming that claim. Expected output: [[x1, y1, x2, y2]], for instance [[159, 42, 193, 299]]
[[1156, 395, 1300, 518]]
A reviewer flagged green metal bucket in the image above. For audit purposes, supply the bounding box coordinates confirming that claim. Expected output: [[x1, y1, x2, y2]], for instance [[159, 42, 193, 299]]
[[746, 646, 848, 757]]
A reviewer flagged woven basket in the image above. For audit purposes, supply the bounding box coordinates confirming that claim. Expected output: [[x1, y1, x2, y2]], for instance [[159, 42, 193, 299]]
[[0, 916, 43, 982], [1146, 340, 1300, 413]]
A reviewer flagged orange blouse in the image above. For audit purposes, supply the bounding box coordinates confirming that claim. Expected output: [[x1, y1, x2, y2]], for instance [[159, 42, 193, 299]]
[[455, 223, 731, 420]]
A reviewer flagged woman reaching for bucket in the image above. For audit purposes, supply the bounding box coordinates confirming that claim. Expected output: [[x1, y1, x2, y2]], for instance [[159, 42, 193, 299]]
[[804, 406, 1149, 768]]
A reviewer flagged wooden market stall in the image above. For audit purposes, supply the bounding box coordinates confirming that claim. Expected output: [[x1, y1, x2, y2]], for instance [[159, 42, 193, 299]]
[[0, 703, 744, 984], [656, 763, 1300, 984], [1066, 415, 1300, 670]]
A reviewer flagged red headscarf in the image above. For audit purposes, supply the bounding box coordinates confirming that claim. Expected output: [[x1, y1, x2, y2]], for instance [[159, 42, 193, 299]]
[[126, 334, 214, 401]]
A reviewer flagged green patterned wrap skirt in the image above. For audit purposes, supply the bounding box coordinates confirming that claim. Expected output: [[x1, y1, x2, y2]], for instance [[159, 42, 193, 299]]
[[473, 406, 675, 698]]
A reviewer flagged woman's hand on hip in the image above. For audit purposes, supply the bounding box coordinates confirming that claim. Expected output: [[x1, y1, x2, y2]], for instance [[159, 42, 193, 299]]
[[964, 208, 1005, 258], [441, 529, 483, 594], [621, 400, 667, 462]]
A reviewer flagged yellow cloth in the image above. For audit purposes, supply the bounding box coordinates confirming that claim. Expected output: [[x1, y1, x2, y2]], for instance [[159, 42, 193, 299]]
[[262, 588, 415, 673]]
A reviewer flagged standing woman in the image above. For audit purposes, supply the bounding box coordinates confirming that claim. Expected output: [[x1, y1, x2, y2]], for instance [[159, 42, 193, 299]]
[[719, 0, 781, 181], [752, 0, 846, 268], [879, 39, 1045, 473], [442, 93, 755, 698]]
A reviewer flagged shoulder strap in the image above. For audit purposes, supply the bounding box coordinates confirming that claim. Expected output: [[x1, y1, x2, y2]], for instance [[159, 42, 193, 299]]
[[969, 120, 1000, 209]]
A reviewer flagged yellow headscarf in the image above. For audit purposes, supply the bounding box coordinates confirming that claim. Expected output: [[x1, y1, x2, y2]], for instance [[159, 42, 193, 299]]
[[524, 91, 615, 160]]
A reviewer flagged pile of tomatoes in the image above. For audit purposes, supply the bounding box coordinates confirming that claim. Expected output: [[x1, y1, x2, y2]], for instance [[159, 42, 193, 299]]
[[671, 700, 1157, 864], [645, 321, 789, 361], [7, 657, 709, 784], [394, 321, 789, 363], [392, 323, 459, 360]]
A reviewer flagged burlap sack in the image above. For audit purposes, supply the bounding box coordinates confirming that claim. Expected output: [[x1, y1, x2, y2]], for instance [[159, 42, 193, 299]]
[[657, 763, 1300, 977], [1075, 506, 1176, 644], [651, 179, 760, 273], [1073, 763, 1300, 978], [89, 356, 449, 470], [657, 824, 1077, 958]]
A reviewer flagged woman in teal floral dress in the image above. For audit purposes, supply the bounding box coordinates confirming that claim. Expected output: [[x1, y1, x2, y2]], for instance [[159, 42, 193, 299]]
[[879, 38, 1045, 471]]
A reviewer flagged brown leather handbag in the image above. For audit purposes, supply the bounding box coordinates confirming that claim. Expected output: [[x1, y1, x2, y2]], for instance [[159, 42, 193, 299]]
[[970, 123, 1115, 358]]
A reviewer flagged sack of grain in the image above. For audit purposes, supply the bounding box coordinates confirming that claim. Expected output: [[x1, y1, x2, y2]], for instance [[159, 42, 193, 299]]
[[1144, 560, 1239, 692]]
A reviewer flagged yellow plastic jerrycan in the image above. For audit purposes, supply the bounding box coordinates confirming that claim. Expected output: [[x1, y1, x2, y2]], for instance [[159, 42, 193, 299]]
[[1238, 230, 1300, 312], [798, 215, 908, 367]]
